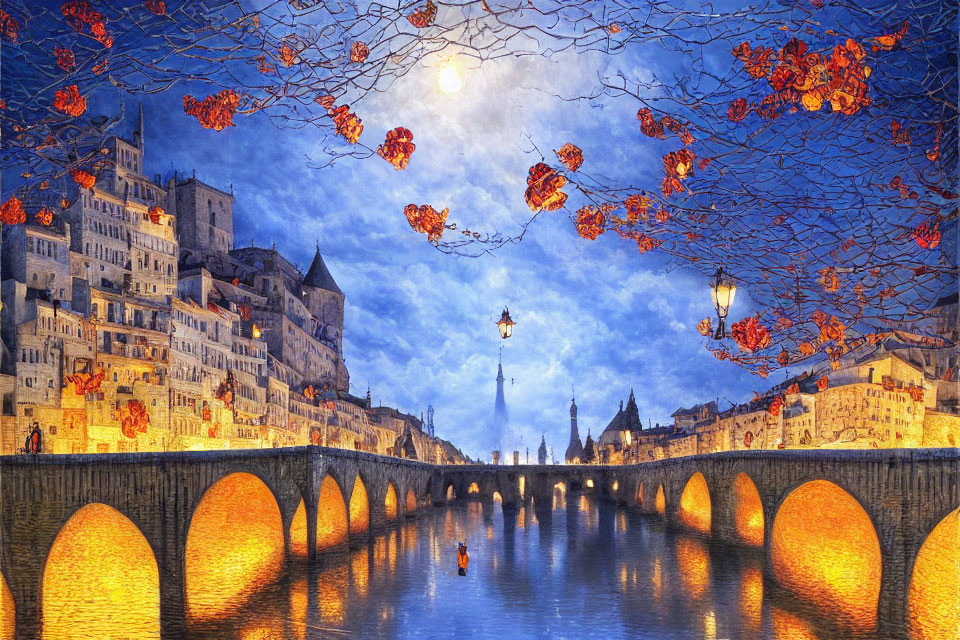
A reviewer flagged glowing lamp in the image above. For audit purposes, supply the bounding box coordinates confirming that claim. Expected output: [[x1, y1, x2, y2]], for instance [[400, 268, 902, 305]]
[[252, 323, 262, 339], [496, 307, 515, 339], [710, 267, 737, 339]]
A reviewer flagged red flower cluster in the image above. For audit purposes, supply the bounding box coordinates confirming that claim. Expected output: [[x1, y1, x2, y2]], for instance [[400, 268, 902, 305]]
[[71, 169, 96, 190], [35, 207, 54, 226], [635, 234, 661, 254], [636, 108, 694, 145], [378, 127, 415, 169], [768, 396, 784, 417], [913, 221, 940, 249], [54, 46, 76, 72], [733, 36, 877, 117], [727, 97, 750, 122], [61, 1, 112, 48], [816, 375, 829, 391], [407, 0, 437, 28], [867, 20, 908, 52], [120, 400, 150, 438], [524, 163, 567, 212], [891, 120, 911, 145], [144, 0, 165, 15], [350, 41, 369, 63], [53, 85, 87, 117], [730, 316, 771, 352], [661, 149, 695, 196], [148, 205, 164, 224], [575, 206, 606, 240], [403, 204, 448, 242], [555, 143, 583, 172], [279, 43, 297, 67], [623, 193, 650, 223], [697, 318, 712, 336], [0, 9, 19, 42], [183, 89, 240, 131], [0, 196, 26, 224]]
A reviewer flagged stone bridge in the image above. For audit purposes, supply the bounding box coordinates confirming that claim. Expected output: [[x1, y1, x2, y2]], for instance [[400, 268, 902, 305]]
[[1, 447, 957, 639]]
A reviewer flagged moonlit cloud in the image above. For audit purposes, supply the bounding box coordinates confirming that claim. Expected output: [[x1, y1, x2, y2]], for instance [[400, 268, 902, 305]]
[[135, 40, 763, 462]]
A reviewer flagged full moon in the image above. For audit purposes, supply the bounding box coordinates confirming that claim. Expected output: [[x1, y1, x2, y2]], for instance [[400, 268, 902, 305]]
[[437, 62, 463, 94]]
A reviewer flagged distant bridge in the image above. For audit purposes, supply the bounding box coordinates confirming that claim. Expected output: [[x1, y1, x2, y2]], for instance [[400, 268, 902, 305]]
[[0, 447, 957, 639]]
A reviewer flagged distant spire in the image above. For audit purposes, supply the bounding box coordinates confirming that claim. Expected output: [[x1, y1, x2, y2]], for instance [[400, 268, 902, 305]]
[[134, 102, 145, 151]]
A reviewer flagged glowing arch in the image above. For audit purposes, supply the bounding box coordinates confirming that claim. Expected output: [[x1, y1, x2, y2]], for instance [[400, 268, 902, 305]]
[[185, 472, 284, 622], [446, 485, 457, 500], [317, 474, 348, 550], [677, 472, 711, 535], [908, 507, 960, 640], [771, 480, 881, 631], [492, 491, 503, 504], [42, 503, 159, 639], [655, 484, 666, 516], [468, 482, 479, 495], [385, 482, 398, 521], [732, 473, 764, 547], [553, 482, 566, 510], [635, 481, 644, 509], [0, 571, 12, 640], [349, 475, 370, 535], [405, 488, 417, 514], [290, 499, 309, 559]]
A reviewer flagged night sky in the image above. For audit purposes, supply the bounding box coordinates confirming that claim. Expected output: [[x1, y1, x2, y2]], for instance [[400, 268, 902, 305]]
[[65, 9, 776, 461]]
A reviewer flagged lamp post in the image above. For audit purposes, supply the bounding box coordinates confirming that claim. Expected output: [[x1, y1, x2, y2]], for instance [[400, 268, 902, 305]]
[[710, 267, 737, 340], [496, 307, 515, 339]]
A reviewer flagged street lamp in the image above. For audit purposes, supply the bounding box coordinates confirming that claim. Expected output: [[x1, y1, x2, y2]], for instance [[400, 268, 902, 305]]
[[496, 307, 515, 339], [710, 267, 737, 340]]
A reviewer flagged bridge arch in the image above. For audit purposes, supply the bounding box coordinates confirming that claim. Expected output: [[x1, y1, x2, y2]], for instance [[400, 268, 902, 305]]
[[731, 472, 764, 547], [405, 487, 417, 516], [446, 485, 457, 501], [770, 479, 881, 632], [677, 471, 712, 535], [385, 482, 398, 521], [655, 483, 666, 517], [41, 503, 160, 639], [0, 570, 12, 640], [907, 506, 960, 640], [349, 473, 370, 536], [635, 481, 644, 509], [316, 473, 349, 550], [185, 471, 284, 622], [467, 482, 480, 495]]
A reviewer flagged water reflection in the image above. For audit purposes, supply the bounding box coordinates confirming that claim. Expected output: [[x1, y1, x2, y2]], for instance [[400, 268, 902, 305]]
[[0, 570, 14, 640], [42, 488, 899, 639]]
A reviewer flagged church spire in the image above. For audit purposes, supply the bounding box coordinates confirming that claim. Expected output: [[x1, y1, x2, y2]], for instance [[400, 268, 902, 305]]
[[133, 102, 145, 151]]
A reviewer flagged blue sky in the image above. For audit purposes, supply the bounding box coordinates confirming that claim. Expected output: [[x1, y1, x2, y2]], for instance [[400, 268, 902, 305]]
[[122, 43, 764, 462]]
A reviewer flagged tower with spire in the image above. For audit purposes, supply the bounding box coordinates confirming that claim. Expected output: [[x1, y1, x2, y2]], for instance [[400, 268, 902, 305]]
[[492, 350, 508, 457], [537, 434, 547, 465], [564, 391, 584, 464]]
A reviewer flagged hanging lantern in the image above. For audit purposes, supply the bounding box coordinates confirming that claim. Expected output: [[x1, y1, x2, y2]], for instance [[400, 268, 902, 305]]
[[710, 267, 737, 340], [496, 307, 515, 339]]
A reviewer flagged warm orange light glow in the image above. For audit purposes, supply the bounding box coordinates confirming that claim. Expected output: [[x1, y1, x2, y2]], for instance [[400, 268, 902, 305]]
[[739, 565, 763, 631], [468, 482, 479, 494], [678, 472, 711, 535], [0, 571, 13, 640], [316, 565, 347, 625], [771, 607, 818, 640], [636, 481, 644, 509], [350, 475, 370, 535], [652, 556, 663, 602], [290, 499, 308, 559], [42, 503, 160, 639], [553, 482, 566, 510], [732, 472, 764, 546], [385, 483, 398, 520], [351, 549, 370, 597], [676, 535, 710, 600], [519, 475, 526, 498], [185, 473, 284, 622], [446, 485, 456, 500], [405, 488, 417, 513], [318, 475, 348, 550], [289, 576, 308, 640], [493, 491, 502, 504], [585, 478, 594, 488], [655, 484, 666, 516], [771, 480, 881, 631], [612, 480, 619, 493], [908, 507, 960, 640]]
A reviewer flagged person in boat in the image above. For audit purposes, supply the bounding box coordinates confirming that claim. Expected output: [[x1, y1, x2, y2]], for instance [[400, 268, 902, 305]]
[[457, 542, 469, 576]]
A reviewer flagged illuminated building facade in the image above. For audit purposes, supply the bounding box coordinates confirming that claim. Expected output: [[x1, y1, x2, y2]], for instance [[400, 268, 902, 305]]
[[0, 111, 468, 463]]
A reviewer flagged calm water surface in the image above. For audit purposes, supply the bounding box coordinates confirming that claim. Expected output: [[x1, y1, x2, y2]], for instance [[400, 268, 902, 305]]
[[184, 495, 876, 640]]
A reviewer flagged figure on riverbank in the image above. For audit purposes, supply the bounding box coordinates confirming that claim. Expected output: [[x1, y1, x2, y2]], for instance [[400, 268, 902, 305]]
[[457, 542, 469, 576]]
